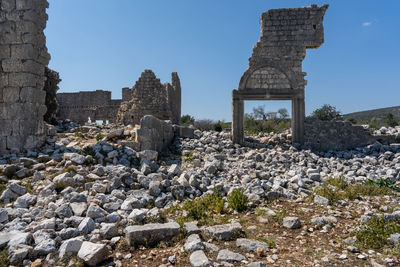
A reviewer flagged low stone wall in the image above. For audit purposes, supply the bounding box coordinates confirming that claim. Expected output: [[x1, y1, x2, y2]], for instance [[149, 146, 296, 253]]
[[304, 118, 376, 151], [57, 90, 122, 124]]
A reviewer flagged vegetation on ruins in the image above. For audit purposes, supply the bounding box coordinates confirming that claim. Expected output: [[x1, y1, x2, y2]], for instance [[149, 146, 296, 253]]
[[311, 104, 342, 121], [354, 216, 400, 251], [244, 106, 291, 134], [228, 188, 248, 212], [313, 177, 394, 205]]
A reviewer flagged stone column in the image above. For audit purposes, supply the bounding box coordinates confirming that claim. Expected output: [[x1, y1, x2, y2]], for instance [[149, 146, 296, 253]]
[[292, 97, 305, 145], [0, 0, 50, 153], [232, 90, 244, 144]]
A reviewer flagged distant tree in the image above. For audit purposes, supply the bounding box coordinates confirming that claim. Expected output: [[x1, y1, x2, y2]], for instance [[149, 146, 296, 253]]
[[278, 108, 289, 119], [252, 105, 267, 121], [311, 104, 341, 121], [347, 118, 357, 125], [180, 114, 195, 126], [266, 112, 278, 121], [384, 113, 398, 127]]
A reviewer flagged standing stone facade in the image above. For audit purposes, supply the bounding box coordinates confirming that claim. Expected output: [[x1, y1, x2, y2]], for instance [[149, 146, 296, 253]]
[[57, 90, 122, 125], [0, 0, 50, 153], [117, 70, 181, 126], [232, 4, 328, 145]]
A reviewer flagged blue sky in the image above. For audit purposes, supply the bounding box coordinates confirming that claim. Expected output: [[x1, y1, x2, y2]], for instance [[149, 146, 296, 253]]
[[45, 0, 400, 121]]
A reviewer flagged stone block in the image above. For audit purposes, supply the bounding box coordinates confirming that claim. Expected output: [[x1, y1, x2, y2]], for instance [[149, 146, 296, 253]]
[[16, 0, 33, 10], [0, 45, 11, 59], [1, 0, 16, 12], [8, 72, 39, 87], [11, 44, 38, 59], [0, 74, 8, 88], [125, 221, 180, 246], [173, 125, 195, 138]]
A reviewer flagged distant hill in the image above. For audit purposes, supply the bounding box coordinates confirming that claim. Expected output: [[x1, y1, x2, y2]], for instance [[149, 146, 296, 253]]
[[343, 106, 400, 122]]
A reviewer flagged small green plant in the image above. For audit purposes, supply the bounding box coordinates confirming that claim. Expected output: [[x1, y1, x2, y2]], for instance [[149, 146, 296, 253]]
[[25, 180, 34, 193], [181, 189, 225, 225], [55, 181, 67, 193], [314, 177, 394, 205], [228, 188, 248, 212], [354, 216, 400, 250], [183, 151, 196, 162], [82, 146, 96, 157], [96, 133, 105, 141], [0, 248, 8, 267], [75, 132, 84, 138], [364, 178, 400, 192], [257, 236, 276, 249]]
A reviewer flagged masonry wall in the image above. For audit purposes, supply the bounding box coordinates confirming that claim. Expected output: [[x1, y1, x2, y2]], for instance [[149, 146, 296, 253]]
[[0, 0, 50, 153], [117, 70, 181, 126], [304, 118, 376, 151], [57, 90, 121, 124]]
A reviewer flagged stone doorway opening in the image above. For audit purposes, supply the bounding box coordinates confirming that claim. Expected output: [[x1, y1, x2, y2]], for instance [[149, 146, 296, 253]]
[[232, 87, 304, 145]]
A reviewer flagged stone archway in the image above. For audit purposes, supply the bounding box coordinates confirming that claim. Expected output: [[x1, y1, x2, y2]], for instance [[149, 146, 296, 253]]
[[232, 4, 328, 145]]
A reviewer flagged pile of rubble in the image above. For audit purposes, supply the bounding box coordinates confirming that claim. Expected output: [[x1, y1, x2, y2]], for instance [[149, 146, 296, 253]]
[[1, 120, 400, 266]]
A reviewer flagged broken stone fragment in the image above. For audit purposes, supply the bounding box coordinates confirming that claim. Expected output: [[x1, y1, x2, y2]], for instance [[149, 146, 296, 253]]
[[202, 222, 242, 240], [77, 241, 110, 266], [125, 221, 180, 246]]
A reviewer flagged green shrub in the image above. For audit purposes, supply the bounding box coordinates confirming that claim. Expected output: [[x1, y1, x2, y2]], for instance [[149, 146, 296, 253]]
[[75, 132, 84, 138], [228, 188, 248, 212], [96, 133, 105, 141], [314, 177, 393, 205], [311, 104, 341, 121], [0, 248, 8, 267], [181, 189, 225, 225], [364, 178, 400, 192], [355, 216, 400, 250]]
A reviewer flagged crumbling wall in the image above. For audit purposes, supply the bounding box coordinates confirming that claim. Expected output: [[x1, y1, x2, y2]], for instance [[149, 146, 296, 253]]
[[43, 67, 61, 124], [117, 70, 181, 126], [0, 0, 50, 153], [304, 118, 376, 151], [169, 72, 181, 124], [233, 5, 328, 145], [57, 90, 121, 124]]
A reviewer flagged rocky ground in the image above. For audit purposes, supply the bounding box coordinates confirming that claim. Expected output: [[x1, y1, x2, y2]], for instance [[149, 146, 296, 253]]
[[1, 122, 400, 267]]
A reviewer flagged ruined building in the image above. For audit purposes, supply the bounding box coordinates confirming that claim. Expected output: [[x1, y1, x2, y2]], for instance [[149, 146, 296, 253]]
[[232, 4, 328, 145], [56, 90, 122, 125], [117, 70, 181, 125], [0, 0, 50, 153]]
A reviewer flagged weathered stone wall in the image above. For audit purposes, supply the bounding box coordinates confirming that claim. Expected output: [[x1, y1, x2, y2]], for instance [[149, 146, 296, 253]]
[[43, 67, 61, 124], [304, 118, 376, 151], [0, 0, 50, 153], [169, 72, 181, 124], [117, 70, 181, 126], [57, 90, 122, 124], [241, 4, 328, 91], [233, 5, 328, 145]]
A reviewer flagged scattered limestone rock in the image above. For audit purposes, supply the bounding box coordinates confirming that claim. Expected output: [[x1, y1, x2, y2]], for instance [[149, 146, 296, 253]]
[[190, 250, 211, 267], [125, 222, 180, 246], [282, 217, 301, 229], [217, 249, 246, 263], [77, 241, 110, 266], [202, 222, 242, 240]]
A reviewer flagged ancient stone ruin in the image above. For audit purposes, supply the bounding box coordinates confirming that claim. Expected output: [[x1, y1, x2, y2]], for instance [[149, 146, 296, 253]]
[[56, 90, 122, 125], [0, 0, 50, 153], [232, 4, 329, 145], [117, 70, 181, 126]]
